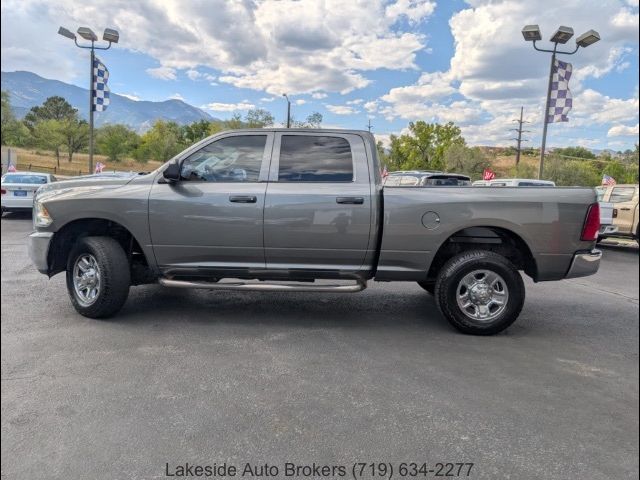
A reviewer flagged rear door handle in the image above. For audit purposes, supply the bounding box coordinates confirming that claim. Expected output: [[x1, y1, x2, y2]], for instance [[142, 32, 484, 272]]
[[336, 197, 364, 205], [229, 195, 257, 203]]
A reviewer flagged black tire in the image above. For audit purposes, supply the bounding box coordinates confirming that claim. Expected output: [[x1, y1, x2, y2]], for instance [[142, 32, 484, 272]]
[[417, 280, 435, 295], [66, 236, 130, 318], [434, 250, 525, 335]]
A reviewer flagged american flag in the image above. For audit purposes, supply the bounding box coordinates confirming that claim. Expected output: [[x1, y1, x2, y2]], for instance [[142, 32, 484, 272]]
[[483, 168, 495, 181], [95, 161, 105, 174], [381, 166, 389, 178], [92, 57, 110, 112], [547, 59, 573, 124], [602, 174, 616, 186]]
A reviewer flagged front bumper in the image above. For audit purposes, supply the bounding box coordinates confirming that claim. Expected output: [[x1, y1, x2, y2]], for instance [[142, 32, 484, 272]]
[[28, 231, 54, 274], [565, 249, 602, 279]]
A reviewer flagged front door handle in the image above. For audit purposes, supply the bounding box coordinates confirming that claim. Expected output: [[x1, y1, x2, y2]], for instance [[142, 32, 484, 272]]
[[620, 207, 631, 211], [336, 197, 364, 205], [229, 195, 257, 203]]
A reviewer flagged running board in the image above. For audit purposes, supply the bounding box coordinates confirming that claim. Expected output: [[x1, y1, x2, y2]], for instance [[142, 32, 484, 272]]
[[158, 277, 367, 293]]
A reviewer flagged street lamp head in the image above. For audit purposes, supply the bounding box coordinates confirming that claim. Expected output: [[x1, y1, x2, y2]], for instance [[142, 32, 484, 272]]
[[57, 26, 76, 40], [77, 27, 98, 42], [576, 29, 600, 48], [521, 25, 541, 42], [550, 26, 574, 44], [102, 28, 119, 44]]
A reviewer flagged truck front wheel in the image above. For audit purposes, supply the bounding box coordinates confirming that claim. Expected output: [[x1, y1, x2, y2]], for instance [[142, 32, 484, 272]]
[[66, 236, 131, 318], [434, 250, 525, 335]]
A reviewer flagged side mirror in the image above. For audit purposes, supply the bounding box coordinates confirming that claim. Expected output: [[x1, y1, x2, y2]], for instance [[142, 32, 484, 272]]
[[161, 162, 181, 183]]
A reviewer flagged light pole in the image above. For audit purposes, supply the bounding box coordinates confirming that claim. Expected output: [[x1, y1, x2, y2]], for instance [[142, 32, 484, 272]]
[[58, 26, 119, 174], [282, 93, 291, 128], [522, 25, 600, 178]]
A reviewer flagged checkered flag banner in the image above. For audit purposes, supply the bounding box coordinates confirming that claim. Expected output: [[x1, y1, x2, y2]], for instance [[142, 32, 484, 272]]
[[547, 59, 572, 123], [92, 57, 110, 112]]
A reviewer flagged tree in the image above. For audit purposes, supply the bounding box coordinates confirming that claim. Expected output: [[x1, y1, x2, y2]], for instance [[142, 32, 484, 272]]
[[1, 91, 31, 146], [444, 145, 491, 179], [543, 157, 600, 186], [181, 120, 211, 144], [23, 96, 78, 130], [32, 119, 65, 165], [59, 118, 89, 162], [23, 96, 80, 162], [223, 113, 244, 130], [96, 124, 138, 162], [134, 120, 183, 162], [553, 146, 596, 159], [245, 109, 275, 128], [396, 121, 465, 171], [293, 112, 323, 128], [386, 134, 408, 170]]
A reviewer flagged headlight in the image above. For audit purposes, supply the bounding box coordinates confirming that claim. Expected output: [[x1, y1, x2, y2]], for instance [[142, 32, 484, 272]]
[[33, 200, 53, 228]]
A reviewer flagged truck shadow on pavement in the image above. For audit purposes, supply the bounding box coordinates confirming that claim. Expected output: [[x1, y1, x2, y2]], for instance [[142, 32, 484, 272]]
[[109, 285, 459, 333], [97, 283, 546, 338]]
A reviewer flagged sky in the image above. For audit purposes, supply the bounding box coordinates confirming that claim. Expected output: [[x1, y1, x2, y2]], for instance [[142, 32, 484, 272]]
[[1, 0, 638, 151]]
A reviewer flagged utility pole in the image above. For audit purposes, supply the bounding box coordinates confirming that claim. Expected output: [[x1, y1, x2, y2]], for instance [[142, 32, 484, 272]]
[[511, 106, 530, 166], [366, 119, 373, 133]]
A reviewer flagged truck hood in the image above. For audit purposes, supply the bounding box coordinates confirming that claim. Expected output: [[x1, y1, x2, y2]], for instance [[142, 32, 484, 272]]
[[35, 172, 141, 201]]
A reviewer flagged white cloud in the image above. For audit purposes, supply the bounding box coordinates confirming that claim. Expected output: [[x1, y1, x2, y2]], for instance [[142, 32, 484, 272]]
[[185, 69, 216, 82], [326, 104, 359, 115], [346, 99, 364, 105], [146, 66, 177, 80], [311, 92, 328, 99], [385, 0, 436, 24], [2, 0, 434, 96], [364, 100, 379, 113], [202, 101, 255, 112], [295, 99, 307, 105], [169, 93, 185, 101], [260, 97, 276, 102], [119, 93, 140, 101], [375, 0, 640, 148], [607, 123, 640, 137]]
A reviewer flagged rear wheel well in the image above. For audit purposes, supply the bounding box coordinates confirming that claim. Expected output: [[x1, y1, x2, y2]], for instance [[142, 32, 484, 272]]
[[48, 218, 154, 284], [426, 227, 537, 282]]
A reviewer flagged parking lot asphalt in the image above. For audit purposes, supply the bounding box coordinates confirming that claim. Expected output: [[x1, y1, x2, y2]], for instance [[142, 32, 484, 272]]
[[1, 212, 638, 480]]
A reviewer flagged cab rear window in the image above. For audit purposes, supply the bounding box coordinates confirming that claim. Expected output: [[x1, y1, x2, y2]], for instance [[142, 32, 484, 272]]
[[2, 174, 48, 184], [609, 187, 636, 203]]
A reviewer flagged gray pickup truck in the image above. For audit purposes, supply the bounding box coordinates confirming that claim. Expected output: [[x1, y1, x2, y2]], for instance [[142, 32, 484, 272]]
[[28, 129, 602, 335]]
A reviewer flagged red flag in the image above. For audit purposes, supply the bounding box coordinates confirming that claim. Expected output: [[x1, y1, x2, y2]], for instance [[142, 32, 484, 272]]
[[483, 168, 495, 181], [95, 162, 105, 174], [381, 166, 389, 178], [7, 164, 17, 172]]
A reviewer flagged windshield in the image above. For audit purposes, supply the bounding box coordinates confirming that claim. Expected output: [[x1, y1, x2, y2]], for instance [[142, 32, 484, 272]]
[[2, 174, 48, 184]]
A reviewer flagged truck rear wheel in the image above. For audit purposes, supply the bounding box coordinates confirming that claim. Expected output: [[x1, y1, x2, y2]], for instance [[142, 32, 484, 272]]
[[434, 250, 525, 335], [66, 236, 130, 318]]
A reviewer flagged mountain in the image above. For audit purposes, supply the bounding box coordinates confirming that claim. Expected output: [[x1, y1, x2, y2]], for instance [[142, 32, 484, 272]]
[[1, 71, 215, 131]]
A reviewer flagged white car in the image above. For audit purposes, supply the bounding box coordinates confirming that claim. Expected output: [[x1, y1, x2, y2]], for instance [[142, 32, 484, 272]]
[[486, 178, 556, 187], [1, 172, 57, 213]]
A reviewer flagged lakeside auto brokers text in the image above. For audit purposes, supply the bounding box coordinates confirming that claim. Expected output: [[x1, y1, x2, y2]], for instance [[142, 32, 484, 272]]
[[164, 461, 475, 478]]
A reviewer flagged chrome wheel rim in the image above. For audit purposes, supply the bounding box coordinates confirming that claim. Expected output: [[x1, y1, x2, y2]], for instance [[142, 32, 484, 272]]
[[73, 254, 101, 306], [456, 269, 509, 322]]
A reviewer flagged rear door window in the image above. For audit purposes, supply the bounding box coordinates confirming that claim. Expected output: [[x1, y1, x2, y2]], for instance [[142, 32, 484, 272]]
[[278, 135, 353, 182]]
